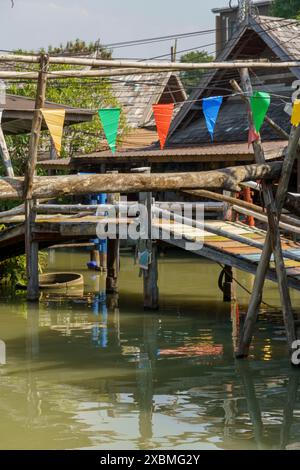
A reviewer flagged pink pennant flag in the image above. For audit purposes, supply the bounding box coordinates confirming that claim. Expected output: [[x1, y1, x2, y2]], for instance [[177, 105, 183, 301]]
[[248, 127, 259, 148]]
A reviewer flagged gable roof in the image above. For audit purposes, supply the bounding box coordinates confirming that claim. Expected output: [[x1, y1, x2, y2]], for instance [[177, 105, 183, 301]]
[[167, 15, 300, 146], [111, 72, 186, 129]]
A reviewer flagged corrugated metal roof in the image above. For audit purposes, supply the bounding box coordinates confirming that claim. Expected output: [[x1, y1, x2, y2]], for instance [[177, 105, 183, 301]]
[[37, 140, 286, 169]]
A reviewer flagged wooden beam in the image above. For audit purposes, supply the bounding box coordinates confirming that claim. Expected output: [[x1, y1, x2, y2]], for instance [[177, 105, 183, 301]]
[[237, 68, 298, 358], [0, 162, 283, 200]]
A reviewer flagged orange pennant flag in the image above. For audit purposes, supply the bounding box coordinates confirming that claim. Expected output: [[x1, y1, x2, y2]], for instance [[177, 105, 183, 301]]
[[153, 103, 174, 150], [41, 108, 66, 156]]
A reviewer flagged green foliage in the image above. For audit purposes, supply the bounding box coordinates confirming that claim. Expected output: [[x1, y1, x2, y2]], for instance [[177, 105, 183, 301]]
[[180, 50, 213, 95], [0, 224, 47, 286], [5, 40, 128, 177], [271, 0, 300, 18]]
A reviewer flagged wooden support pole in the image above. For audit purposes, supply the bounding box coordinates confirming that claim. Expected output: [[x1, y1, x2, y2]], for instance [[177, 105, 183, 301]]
[[106, 238, 120, 294], [0, 121, 14, 177], [237, 68, 298, 357], [24, 54, 49, 302], [223, 266, 236, 302], [106, 176, 120, 293], [143, 243, 159, 311], [137, 168, 159, 311]]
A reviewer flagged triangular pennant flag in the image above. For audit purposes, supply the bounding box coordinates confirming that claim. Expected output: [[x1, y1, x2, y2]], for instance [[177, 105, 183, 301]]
[[291, 99, 300, 127], [248, 126, 259, 148], [98, 108, 121, 154], [202, 96, 223, 141], [152, 103, 174, 150], [41, 109, 65, 157], [250, 91, 270, 133]]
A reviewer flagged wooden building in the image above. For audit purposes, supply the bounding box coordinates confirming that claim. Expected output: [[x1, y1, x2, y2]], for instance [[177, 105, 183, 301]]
[[39, 15, 299, 182]]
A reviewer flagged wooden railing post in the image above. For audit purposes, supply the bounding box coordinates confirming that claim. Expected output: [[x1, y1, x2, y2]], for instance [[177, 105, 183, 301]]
[[136, 168, 159, 310], [24, 54, 49, 301]]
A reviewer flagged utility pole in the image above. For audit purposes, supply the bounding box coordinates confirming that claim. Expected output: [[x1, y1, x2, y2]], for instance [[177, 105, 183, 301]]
[[171, 39, 177, 63]]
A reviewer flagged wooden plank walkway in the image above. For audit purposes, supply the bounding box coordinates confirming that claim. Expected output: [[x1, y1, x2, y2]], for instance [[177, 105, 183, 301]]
[[1, 214, 300, 290]]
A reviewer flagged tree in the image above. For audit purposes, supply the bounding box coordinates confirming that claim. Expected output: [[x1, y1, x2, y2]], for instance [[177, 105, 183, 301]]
[[271, 0, 300, 18], [179, 50, 213, 95]]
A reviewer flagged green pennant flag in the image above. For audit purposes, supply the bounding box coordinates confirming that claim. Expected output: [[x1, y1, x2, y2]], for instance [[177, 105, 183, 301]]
[[98, 108, 121, 154], [250, 91, 271, 134]]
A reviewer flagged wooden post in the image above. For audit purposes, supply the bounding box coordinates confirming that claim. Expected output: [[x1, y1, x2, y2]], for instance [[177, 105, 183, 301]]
[[223, 266, 236, 302], [237, 68, 296, 357], [106, 175, 120, 293], [136, 168, 159, 311], [106, 238, 120, 294], [24, 54, 49, 301], [0, 122, 14, 177]]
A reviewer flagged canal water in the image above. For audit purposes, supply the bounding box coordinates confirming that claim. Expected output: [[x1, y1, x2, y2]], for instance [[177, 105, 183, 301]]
[[0, 248, 300, 450]]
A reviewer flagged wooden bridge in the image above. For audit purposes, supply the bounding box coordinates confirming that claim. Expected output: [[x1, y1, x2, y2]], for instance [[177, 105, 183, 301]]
[[1, 211, 300, 290]]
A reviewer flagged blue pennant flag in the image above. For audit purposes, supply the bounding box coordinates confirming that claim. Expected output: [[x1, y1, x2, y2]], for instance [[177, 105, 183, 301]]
[[202, 96, 223, 141]]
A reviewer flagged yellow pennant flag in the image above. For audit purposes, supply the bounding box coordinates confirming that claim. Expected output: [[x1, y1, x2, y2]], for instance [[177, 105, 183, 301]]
[[291, 99, 300, 127], [41, 109, 65, 156]]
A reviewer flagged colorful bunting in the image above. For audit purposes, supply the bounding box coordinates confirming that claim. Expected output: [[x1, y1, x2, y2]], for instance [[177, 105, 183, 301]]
[[202, 96, 223, 141], [153, 103, 174, 149], [98, 108, 121, 154], [291, 99, 300, 127], [41, 109, 65, 156], [250, 91, 270, 133]]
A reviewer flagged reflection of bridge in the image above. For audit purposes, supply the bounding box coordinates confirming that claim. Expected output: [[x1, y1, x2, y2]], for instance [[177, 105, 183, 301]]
[[1, 299, 300, 450]]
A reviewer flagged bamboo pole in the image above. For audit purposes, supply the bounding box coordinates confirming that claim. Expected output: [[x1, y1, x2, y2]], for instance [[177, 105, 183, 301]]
[[232, 205, 300, 236], [2, 53, 300, 69], [183, 189, 300, 228], [0, 68, 174, 80], [0, 162, 282, 200], [24, 54, 49, 302], [237, 68, 298, 357], [0, 122, 14, 177]]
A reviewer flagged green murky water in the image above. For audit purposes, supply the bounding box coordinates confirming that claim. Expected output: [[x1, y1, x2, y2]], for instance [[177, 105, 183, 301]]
[[0, 248, 300, 450]]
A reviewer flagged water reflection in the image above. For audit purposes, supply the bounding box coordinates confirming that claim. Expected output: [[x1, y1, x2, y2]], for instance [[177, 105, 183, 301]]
[[0, 252, 299, 450]]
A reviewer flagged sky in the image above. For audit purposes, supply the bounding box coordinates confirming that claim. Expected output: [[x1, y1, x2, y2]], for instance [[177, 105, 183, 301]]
[[0, 0, 229, 59]]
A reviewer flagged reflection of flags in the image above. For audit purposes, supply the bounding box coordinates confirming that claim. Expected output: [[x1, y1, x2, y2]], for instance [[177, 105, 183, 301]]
[[41, 109, 65, 156], [159, 343, 223, 357]]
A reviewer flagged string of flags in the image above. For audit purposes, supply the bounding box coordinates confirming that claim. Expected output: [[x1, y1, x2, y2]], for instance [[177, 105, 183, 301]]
[[39, 91, 300, 156]]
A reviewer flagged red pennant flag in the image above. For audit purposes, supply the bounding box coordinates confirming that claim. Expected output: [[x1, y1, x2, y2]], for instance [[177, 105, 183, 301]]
[[248, 126, 259, 148], [153, 103, 174, 150]]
